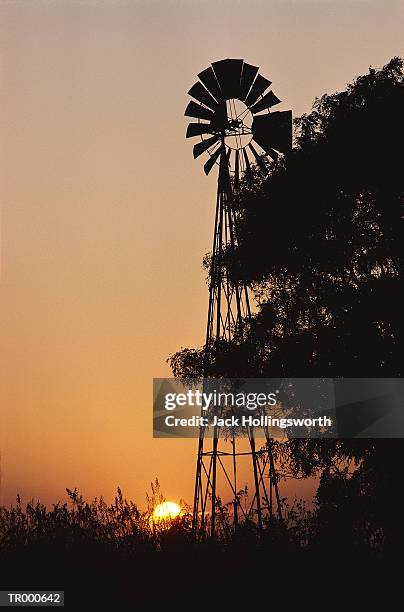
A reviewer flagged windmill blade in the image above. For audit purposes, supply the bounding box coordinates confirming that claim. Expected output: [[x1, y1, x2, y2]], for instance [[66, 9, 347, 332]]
[[244, 74, 272, 107], [252, 110, 292, 154], [184, 100, 214, 121], [212, 59, 243, 100], [186, 122, 215, 138], [204, 145, 222, 175], [193, 134, 221, 159], [243, 148, 252, 179], [188, 82, 219, 111], [234, 149, 240, 189], [248, 143, 268, 174], [268, 148, 279, 160], [239, 63, 259, 101], [249, 90, 282, 114], [198, 67, 222, 103]]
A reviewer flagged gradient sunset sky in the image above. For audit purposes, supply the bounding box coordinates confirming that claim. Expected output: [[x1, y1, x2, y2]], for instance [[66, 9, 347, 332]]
[[1, 0, 403, 508]]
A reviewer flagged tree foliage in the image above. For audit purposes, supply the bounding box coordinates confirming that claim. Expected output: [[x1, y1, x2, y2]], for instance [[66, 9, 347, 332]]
[[170, 57, 403, 378], [168, 59, 404, 545]]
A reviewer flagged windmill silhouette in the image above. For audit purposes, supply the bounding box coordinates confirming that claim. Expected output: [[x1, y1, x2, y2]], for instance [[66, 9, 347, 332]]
[[184, 59, 292, 537]]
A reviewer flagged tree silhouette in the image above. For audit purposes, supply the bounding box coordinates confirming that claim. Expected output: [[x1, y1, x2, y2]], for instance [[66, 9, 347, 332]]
[[171, 57, 402, 379], [169, 58, 404, 547]]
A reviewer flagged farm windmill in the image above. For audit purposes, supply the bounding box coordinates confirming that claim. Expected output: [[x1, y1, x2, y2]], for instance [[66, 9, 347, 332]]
[[184, 59, 292, 537]]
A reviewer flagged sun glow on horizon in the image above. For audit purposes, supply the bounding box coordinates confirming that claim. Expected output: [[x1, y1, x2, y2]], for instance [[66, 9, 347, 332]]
[[153, 501, 181, 522]]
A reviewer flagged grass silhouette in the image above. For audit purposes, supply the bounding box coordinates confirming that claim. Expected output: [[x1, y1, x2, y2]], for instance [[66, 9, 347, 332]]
[[0, 478, 398, 609]]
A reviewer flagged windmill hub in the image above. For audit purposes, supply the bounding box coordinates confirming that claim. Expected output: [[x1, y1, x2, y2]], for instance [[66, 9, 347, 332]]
[[223, 99, 253, 150], [228, 119, 242, 129], [206, 98, 254, 150]]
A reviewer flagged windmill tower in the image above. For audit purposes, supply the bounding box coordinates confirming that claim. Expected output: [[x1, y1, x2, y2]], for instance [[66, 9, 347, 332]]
[[184, 59, 292, 538]]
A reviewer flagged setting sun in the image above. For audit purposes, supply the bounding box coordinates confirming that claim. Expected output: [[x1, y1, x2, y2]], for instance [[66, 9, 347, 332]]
[[153, 501, 181, 522]]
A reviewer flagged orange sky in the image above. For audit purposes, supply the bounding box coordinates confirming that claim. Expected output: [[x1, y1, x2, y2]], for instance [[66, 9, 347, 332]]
[[1, 0, 403, 509]]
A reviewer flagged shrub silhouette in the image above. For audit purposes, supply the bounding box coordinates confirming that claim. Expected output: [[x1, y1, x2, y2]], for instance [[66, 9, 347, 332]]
[[0, 482, 397, 609]]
